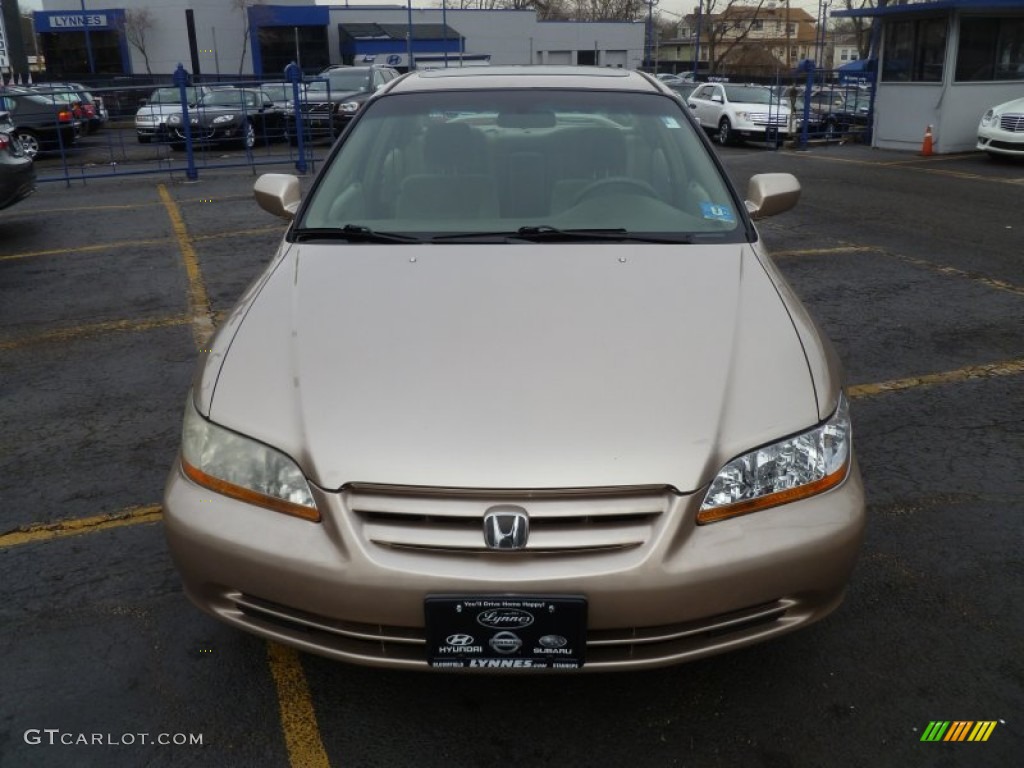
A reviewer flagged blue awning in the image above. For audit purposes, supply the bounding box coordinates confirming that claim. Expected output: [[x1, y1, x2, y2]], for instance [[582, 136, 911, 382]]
[[834, 0, 1024, 18]]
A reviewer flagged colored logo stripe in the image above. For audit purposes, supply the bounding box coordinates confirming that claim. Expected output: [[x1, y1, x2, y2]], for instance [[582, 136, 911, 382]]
[[921, 721, 949, 741], [968, 721, 997, 742], [921, 721, 997, 742]]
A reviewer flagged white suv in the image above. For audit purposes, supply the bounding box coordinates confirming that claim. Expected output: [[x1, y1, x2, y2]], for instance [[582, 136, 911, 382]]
[[687, 83, 790, 146]]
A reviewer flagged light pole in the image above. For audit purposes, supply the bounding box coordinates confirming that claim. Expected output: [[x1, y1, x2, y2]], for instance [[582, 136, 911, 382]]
[[693, 1, 703, 78], [80, 0, 95, 75], [646, 0, 653, 70], [406, 1, 414, 72]]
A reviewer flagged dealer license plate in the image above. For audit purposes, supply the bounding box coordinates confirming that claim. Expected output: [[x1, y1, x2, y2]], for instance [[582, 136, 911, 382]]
[[425, 595, 587, 670]]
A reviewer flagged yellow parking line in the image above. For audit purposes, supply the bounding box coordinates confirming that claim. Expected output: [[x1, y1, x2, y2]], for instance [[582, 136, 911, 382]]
[[0, 237, 171, 263], [894, 253, 1024, 297], [0, 505, 163, 549], [267, 643, 332, 768], [0, 194, 254, 218], [772, 246, 877, 258], [0, 314, 190, 352], [158, 184, 215, 346], [792, 151, 1024, 186], [1, 227, 283, 263], [849, 357, 1024, 399]]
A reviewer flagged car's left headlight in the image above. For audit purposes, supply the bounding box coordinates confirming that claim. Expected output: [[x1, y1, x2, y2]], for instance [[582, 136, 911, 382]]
[[979, 109, 996, 127], [167, 114, 181, 125], [698, 392, 852, 524], [180, 396, 320, 522], [339, 101, 361, 115], [213, 114, 237, 124]]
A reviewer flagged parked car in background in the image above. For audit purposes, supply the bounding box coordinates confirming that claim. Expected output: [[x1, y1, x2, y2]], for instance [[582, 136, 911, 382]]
[[135, 85, 214, 143], [286, 65, 399, 144], [687, 82, 790, 146], [163, 66, 865, 673], [977, 96, 1024, 159], [656, 72, 695, 86], [166, 88, 287, 149], [0, 110, 36, 210], [0, 87, 80, 158], [32, 82, 106, 133], [793, 86, 871, 139]]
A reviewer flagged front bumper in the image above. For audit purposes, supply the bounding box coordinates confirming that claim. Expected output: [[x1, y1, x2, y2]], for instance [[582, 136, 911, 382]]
[[977, 124, 1024, 156], [0, 158, 36, 210], [164, 458, 865, 671]]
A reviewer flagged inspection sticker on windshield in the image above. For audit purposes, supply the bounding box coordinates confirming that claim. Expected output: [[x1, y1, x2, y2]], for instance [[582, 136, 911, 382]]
[[661, 116, 681, 129], [700, 202, 736, 223]]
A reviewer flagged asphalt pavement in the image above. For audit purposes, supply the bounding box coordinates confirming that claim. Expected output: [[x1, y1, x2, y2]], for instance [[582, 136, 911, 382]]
[[0, 136, 1021, 768]]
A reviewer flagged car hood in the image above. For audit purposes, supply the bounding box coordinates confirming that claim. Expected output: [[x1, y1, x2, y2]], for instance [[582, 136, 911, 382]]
[[206, 243, 819, 492], [994, 97, 1024, 114], [136, 104, 185, 119]]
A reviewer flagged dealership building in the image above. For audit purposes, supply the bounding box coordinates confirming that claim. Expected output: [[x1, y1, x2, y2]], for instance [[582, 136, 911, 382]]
[[32, 2, 646, 81]]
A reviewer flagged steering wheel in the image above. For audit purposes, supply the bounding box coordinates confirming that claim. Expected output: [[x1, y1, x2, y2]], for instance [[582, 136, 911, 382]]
[[572, 177, 660, 206]]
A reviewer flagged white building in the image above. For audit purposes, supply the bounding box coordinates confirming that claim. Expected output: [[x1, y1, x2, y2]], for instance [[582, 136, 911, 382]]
[[33, 2, 645, 80]]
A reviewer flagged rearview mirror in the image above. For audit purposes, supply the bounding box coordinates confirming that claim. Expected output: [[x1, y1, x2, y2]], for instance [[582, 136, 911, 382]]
[[255, 174, 301, 220]]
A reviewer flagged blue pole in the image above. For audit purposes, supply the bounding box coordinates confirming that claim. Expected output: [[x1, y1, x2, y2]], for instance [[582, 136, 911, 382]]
[[285, 62, 307, 175], [442, 0, 448, 68], [173, 64, 198, 181]]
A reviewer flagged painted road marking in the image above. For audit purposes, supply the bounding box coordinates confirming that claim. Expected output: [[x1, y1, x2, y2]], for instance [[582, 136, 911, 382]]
[[0, 226, 284, 263], [268, 643, 332, 768], [158, 184, 215, 346], [848, 357, 1024, 399], [0, 314, 190, 352], [0, 505, 162, 549], [772, 246, 876, 258], [0, 194, 254, 219], [790, 151, 1024, 186]]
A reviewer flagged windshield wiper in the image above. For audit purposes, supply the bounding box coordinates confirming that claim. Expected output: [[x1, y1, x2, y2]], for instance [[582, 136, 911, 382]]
[[432, 226, 695, 244], [292, 225, 421, 244]]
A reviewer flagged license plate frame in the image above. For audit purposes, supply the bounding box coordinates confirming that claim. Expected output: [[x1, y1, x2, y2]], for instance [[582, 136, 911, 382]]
[[425, 595, 587, 670]]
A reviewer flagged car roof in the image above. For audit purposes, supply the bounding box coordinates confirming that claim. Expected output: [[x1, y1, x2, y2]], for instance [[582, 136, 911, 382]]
[[387, 66, 661, 95]]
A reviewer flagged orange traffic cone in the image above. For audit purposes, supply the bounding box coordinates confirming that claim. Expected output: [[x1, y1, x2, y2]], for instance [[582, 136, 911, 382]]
[[921, 125, 934, 156]]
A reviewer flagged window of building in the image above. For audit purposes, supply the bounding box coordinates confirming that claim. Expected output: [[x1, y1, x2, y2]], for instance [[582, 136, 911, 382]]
[[956, 16, 1024, 81], [841, 50, 849, 61], [882, 17, 947, 82], [751, 20, 763, 32]]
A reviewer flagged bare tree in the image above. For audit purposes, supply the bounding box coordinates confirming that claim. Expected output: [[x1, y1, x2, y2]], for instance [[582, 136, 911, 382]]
[[232, 0, 266, 76], [702, 1, 769, 75], [123, 8, 156, 75], [838, 0, 878, 60]]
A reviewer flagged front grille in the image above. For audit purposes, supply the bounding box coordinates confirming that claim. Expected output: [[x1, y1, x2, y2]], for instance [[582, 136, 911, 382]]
[[999, 113, 1024, 132], [750, 112, 788, 126], [345, 485, 670, 554]]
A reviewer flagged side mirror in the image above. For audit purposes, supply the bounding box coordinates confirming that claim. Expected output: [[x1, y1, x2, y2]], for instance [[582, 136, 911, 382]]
[[255, 174, 301, 220], [744, 173, 800, 220]]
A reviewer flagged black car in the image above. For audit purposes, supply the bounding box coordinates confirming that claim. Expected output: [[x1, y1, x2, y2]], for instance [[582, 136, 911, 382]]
[[32, 82, 106, 133], [795, 87, 871, 139], [166, 88, 287, 149], [287, 65, 399, 145], [0, 87, 80, 158], [0, 111, 35, 211]]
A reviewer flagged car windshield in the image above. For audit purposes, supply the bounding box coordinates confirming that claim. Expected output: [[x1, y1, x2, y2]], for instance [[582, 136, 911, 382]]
[[150, 87, 200, 105], [723, 86, 779, 105], [308, 70, 371, 94], [298, 89, 743, 240], [202, 90, 260, 108]]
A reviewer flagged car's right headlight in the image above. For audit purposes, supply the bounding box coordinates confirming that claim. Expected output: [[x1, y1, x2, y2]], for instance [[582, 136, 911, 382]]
[[698, 393, 852, 524], [167, 114, 181, 125], [980, 109, 996, 127], [180, 396, 320, 521]]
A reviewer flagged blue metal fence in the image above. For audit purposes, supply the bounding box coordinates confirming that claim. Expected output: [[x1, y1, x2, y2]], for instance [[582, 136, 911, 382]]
[[20, 65, 331, 186]]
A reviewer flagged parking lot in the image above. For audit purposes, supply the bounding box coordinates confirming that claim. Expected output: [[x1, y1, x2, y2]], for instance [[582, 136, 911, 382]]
[[1, 137, 1021, 767]]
